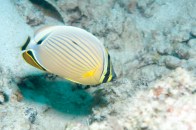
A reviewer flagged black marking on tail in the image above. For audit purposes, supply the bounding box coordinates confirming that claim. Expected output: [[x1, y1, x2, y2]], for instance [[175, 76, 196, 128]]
[[103, 54, 111, 83]]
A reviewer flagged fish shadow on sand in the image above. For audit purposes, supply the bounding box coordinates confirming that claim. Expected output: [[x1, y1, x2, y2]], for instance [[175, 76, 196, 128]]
[[17, 74, 96, 116]]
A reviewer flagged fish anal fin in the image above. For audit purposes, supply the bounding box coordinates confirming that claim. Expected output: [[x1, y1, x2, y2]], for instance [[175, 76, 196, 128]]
[[22, 50, 46, 71]]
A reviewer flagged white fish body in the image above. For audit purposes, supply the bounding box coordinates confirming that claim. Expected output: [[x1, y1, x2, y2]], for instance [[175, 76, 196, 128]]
[[22, 26, 116, 85]]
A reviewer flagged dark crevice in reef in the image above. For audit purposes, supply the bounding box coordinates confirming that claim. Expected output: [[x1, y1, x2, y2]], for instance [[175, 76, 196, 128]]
[[29, 0, 64, 23]]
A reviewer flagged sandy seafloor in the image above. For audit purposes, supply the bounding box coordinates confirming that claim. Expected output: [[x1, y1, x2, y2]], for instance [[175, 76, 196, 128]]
[[0, 0, 196, 130]]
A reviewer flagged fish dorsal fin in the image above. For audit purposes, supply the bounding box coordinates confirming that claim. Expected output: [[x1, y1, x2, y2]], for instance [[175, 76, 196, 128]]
[[22, 50, 46, 71], [34, 26, 56, 44]]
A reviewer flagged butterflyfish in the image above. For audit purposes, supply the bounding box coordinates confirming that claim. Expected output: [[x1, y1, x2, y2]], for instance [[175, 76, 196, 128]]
[[21, 26, 116, 85]]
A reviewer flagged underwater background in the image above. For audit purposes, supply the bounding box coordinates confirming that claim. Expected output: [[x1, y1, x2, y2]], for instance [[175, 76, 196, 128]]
[[0, 0, 195, 130]]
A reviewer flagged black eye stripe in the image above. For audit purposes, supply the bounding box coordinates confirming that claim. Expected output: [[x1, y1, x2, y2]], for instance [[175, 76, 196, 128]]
[[37, 39, 44, 45], [37, 33, 51, 45], [102, 54, 110, 83]]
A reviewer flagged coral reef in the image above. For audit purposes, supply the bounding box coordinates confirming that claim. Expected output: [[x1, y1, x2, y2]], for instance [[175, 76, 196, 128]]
[[0, 91, 8, 104], [88, 68, 196, 130]]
